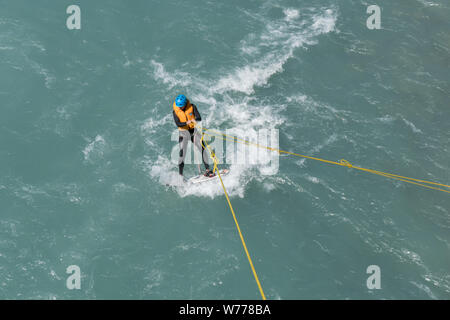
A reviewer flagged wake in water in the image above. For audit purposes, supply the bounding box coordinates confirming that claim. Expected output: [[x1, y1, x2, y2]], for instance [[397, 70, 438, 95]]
[[143, 6, 338, 198]]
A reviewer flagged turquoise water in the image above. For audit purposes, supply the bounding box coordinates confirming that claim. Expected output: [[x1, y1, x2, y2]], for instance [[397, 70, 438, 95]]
[[1, 0, 449, 299]]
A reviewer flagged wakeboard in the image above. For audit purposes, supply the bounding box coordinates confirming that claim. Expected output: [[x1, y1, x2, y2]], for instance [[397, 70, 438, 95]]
[[188, 169, 230, 184]]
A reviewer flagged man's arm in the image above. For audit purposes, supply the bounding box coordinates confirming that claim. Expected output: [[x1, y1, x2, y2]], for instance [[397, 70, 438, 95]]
[[192, 104, 202, 121], [173, 111, 187, 127]]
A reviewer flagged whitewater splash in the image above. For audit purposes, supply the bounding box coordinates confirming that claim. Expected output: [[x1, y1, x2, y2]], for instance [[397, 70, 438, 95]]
[[144, 6, 338, 198], [82, 135, 106, 162]]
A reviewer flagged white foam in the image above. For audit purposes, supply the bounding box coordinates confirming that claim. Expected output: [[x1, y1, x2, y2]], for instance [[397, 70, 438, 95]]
[[307, 176, 320, 184], [177, 166, 247, 199], [284, 8, 300, 21], [401, 117, 423, 134], [214, 8, 337, 95], [377, 115, 396, 123], [311, 10, 336, 33], [27, 58, 54, 89], [286, 93, 349, 123], [263, 182, 276, 192], [286, 94, 308, 104], [141, 113, 172, 133], [310, 134, 338, 154], [149, 60, 191, 89], [214, 60, 284, 95], [82, 135, 106, 161], [416, 0, 440, 7]]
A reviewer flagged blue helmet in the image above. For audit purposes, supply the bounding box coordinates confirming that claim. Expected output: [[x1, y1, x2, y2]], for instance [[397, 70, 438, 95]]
[[175, 94, 187, 108]]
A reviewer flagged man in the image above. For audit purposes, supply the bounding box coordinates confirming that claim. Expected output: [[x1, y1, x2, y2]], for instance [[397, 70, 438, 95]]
[[172, 94, 214, 177]]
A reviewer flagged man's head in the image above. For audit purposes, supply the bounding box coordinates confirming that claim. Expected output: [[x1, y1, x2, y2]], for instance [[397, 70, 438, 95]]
[[175, 94, 188, 109]]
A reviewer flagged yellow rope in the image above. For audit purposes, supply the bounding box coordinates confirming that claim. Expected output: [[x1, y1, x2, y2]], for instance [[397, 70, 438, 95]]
[[193, 123, 448, 299], [201, 128, 450, 195], [200, 132, 266, 300]]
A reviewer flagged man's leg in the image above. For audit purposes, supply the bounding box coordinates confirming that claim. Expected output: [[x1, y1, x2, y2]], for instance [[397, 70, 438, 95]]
[[192, 129, 210, 172], [178, 130, 190, 175]]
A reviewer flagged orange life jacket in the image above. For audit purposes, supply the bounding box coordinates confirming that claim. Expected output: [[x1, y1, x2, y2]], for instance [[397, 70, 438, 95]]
[[173, 101, 196, 130]]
